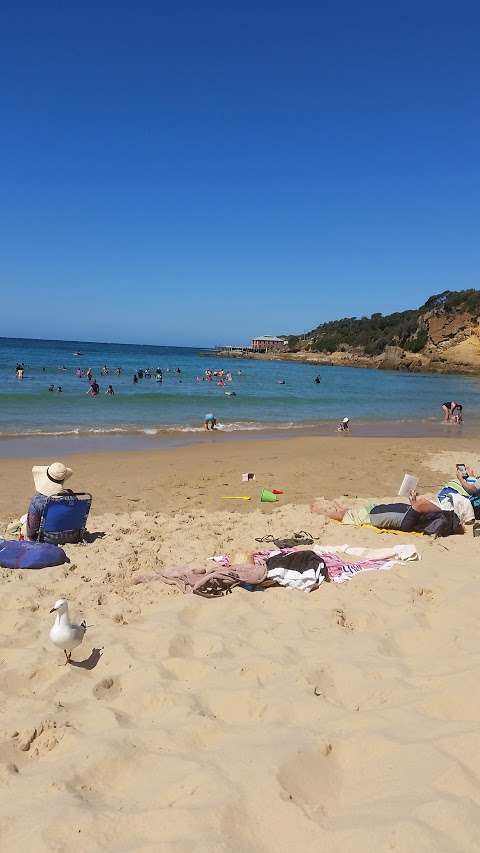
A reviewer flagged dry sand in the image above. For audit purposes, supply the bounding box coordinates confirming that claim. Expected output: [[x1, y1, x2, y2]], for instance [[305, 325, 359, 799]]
[[1, 435, 480, 852]]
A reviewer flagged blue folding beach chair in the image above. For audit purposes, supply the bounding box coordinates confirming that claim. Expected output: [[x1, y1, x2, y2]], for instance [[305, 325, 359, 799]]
[[37, 493, 92, 545]]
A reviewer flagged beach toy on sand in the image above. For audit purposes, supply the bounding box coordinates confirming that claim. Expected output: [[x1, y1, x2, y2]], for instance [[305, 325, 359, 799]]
[[272, 489, 284, 495], [260, 489, 278, 503], [222, 496, 251, 500], [398, 473, 418, 497]]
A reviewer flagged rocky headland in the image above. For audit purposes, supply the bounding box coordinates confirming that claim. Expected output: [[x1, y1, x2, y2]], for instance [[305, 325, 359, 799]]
[[216, 290, 480, 375]]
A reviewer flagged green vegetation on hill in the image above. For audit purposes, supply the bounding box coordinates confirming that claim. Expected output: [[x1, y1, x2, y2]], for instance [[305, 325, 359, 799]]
[[288, 289, 480, 356]]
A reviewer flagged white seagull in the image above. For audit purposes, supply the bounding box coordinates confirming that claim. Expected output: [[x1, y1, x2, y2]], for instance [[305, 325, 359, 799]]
[[49, 598, 87, 664]]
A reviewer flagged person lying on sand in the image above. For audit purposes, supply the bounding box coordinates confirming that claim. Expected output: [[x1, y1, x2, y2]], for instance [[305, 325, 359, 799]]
[[436, 466, 480, 519], [311, 490, 464, 536]]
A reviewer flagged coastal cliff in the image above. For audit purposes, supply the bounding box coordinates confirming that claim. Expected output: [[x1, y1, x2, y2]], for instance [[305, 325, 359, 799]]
[[217, 290, 480, 374]]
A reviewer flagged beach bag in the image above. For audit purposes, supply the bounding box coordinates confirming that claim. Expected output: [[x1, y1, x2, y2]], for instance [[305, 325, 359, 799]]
[[0, 539, 68, 569]]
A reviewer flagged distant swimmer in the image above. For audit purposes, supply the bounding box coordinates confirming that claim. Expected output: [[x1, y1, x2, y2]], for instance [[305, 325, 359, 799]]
[[87, 381, 100, 397], [48, 384, 55, 392], [225, 391, 236, 396], [442, 401, 463, 423], [106, 385, 114, 395], [57, 386, 63, 393], [133, 373, 138, 384], [204, 413, 218, 431], [314, 375, 321, 384], [337, 417, 350, 433], [277, 379, 285, 385], [86, 368, 93, 381]]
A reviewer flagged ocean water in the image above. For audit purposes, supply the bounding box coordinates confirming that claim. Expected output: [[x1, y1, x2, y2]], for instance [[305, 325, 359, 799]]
[[1, 337, 480, 451]]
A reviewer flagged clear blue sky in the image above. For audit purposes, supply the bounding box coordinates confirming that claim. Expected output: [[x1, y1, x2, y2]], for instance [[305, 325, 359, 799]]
[[2, 1, 479, 346]]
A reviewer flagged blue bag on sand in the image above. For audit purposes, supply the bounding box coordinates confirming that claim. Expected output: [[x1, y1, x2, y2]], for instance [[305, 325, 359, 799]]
[[0, 539, 68, 569]]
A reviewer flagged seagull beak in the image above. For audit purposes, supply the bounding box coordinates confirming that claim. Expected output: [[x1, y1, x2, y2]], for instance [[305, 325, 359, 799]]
[[49, 607, 56, 613]]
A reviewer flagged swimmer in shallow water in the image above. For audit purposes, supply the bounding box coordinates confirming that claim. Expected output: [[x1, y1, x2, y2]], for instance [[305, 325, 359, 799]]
[[442, 401, 462, 423], [337, 417, 350, 432], [204, 413, 217, 431]]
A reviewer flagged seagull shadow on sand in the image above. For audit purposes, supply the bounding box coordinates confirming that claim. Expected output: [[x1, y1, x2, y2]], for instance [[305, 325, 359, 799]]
[[69, 648, 104, 670]]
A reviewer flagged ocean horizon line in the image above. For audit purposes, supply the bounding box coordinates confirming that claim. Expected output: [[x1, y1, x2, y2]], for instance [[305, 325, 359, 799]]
[[0, 334, 216, 351]]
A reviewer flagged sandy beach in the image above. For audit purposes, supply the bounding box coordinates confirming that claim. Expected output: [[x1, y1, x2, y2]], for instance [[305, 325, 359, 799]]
[[1, 435, 480, 851]]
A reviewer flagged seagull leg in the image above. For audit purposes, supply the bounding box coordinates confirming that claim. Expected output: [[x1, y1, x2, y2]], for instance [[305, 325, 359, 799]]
[[64, 650, 72, 665]]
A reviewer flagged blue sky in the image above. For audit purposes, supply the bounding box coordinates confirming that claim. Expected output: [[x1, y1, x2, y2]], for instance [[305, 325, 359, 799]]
[[2, 1, 479, 346]]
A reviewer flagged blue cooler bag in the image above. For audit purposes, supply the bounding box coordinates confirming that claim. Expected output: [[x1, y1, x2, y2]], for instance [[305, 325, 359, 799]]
[[0, 539, 68, 569]]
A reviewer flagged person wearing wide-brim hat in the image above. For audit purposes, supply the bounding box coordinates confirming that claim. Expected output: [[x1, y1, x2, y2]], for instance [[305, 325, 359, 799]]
[[25, 462, 73, 540], [337, 417, 350, 433], [31, 462, 73, 497]]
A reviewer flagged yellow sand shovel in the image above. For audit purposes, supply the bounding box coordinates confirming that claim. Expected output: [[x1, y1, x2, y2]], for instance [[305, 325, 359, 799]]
[[222, 496, 251, 500]]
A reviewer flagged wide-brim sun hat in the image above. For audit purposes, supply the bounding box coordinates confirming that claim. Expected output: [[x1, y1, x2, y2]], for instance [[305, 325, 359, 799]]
[[343, 417, 350, 423], [32, 462, 73, 496]]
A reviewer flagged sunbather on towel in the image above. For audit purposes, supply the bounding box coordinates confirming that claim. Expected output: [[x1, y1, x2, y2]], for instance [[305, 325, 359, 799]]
[[437, 465, 480, 501], [312, 491, 464, 536], [25, 462, 74, 540]]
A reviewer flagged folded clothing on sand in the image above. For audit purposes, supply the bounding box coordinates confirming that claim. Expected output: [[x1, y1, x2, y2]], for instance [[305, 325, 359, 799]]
[[265, 550, 328, 591]]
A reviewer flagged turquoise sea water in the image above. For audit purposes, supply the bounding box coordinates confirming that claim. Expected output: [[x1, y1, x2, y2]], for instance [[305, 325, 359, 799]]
[[1, 337, 480, 452]]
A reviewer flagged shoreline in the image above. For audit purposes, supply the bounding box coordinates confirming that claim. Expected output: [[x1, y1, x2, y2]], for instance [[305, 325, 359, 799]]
[[0, 416, 477, 457]]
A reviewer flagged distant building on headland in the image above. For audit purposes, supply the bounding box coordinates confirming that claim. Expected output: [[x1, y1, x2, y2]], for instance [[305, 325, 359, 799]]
[[213, 335, 288, 355], [251, 336, 288, 352]]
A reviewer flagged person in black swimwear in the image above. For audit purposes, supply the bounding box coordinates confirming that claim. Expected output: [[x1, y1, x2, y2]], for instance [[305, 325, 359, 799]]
[[442, 401, 462, 422]]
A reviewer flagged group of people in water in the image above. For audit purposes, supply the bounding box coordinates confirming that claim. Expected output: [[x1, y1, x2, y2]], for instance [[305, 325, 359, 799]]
[[132, 366, 171, 383], [13, 360, 467, 432]]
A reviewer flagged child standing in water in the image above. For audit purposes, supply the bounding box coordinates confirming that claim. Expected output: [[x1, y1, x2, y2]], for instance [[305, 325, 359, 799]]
[[204, 413, 217, 430]]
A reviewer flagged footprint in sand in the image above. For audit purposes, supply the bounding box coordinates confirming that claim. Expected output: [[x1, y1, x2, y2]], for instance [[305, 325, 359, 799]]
[[411, 587, 435, 604], [277, 745, 337, 823], [334, 608, 355, 631], [93, 677, 120, 700], [14, 719, 65, 756], [168, 634, 194, 657]]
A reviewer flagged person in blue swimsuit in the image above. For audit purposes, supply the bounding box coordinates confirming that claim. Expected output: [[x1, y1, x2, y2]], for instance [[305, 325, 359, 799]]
[[204, 413, 217, 431]]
